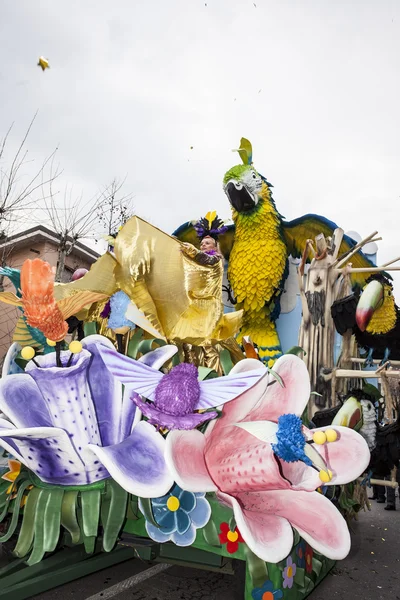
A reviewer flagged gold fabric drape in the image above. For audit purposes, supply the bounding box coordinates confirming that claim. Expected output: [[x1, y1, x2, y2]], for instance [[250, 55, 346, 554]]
[[114, 216, 242, 345]]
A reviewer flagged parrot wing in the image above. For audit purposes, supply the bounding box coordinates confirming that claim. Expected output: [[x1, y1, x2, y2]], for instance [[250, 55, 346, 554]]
[[172, 221, 199, 247], [172, 221, 235, 260], [282, 213, 377, 287]]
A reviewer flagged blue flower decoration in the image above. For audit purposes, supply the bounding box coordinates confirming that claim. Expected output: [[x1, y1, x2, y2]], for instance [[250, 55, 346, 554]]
[[272, 413, 312, 466], [108, 291, 135, 331], [296, 540, 306, 568], [252, 580, 283, 600], [139, 484, 211, 546]]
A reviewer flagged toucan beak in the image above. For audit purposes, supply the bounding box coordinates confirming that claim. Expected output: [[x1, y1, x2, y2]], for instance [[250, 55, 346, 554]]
[[356, 279, 384, 332], [332, 396, 363, 430]]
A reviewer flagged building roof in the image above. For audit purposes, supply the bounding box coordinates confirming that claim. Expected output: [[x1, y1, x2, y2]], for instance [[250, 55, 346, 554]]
[[0, 225, 100, 263]]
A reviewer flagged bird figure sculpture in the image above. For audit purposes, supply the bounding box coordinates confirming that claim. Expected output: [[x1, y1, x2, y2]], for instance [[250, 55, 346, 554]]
[[0, 266, 47, 350], [0, 259, 107, 358], [354, 274, 400, 365], [331, 391, 400, 481], [174, 138, 374, 366]]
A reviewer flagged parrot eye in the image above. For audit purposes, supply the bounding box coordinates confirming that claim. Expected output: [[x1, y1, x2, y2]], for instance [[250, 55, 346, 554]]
[[252, 172, 257, 179]]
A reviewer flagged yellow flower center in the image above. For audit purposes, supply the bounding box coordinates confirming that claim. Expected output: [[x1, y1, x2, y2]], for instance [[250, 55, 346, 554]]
[[325, 429, 338, 443], [167, 496, 180, 512], [312, 431, 327, 445], [21, 346, 35, 360], [287, 566, 293, 578], [319, 469, 333, 483], [227, 530, 239, 543]]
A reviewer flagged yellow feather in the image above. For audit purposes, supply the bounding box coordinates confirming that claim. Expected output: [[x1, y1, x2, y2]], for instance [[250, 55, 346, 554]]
[[205, 210, 217, 229]]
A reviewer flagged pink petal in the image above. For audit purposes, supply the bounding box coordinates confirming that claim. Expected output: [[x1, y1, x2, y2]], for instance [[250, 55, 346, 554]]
[[218, 491, 294, 563], [165, 430, 217, 493], [213, 359, 269, 427], [205, 426, 290, 494], [213, 355, 310, 436], [249, 355, 311, 422], [310, 426, 371, 485], [236, 489, 351, 560], [279, 459, 320, 491]]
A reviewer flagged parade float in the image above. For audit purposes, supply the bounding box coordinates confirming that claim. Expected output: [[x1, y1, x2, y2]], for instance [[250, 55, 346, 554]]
[[0, 138, 399, 600]]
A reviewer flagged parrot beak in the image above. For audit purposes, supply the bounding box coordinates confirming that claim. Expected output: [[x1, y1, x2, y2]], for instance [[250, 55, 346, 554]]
[[332, 396, 363, 431], [356, 279, 384, 332], [224, 180, 256, 212]]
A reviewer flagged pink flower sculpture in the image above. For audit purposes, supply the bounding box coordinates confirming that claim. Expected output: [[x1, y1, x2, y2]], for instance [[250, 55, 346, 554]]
[[166, 355, 370, 563]]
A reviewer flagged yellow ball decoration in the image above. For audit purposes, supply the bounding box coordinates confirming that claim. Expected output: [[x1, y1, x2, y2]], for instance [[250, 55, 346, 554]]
[[312, 431, 327, 445], [46, 339, 56, 347], [21, 346, 35, 360], [69, 341, 83, 354], [325, 429, 338, 443], [319, 470, 333, 483]]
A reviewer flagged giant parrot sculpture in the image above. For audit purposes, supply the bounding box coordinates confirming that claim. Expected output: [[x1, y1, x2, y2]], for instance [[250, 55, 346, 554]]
[[173, 138, 374, 366]]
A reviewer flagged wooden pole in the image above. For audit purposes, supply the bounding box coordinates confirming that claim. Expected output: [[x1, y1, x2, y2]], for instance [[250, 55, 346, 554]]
[[331, 231, 379, 269], [342, 266, 400, 273], [350, 357, 400, 366], [357, 477, 398, 488], [379, 256, 400, 268], [321, 368, 400, 380]]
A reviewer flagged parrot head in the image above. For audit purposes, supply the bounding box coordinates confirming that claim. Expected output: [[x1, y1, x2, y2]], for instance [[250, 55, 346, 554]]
[[223, 164, 265, 213], [222, 138, 276, 218], [355, 274, 396, 334]]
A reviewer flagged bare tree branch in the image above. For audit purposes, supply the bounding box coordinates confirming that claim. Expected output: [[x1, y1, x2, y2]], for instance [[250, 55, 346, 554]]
[[0, 114, 60, 228], [95, 177, 135, 250]]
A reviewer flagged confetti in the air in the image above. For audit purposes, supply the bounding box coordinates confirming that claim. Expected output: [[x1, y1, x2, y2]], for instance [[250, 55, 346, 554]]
[[37, 57, 50, 71]]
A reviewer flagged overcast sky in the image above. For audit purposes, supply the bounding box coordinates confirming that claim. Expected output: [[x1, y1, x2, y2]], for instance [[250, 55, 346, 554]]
[[1, 0, 400, 290]]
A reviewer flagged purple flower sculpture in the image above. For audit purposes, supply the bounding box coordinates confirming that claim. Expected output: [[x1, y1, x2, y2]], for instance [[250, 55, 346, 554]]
[[283, 556, 297, 589], [97, 346, 267, 430], [0, 335, 176, 497]]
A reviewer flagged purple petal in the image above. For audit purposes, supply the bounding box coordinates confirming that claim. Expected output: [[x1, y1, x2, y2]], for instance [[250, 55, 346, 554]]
[[84, 421, 173, 497], [196, 367, 267, 409], [133, 395, 217, 430], [0, 425, 89, 486], [2, 343, 24, 377], [119, 387, 138, 440], [26, 350, 101, 450], [138, 346, 177, 369], [97, 345, 163, 400], [0, 374, 53, 428], [82, 335, 123, 446]]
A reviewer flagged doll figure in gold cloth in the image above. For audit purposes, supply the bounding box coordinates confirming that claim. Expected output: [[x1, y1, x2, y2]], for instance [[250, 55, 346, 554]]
[[111, 213, 243, 373]]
